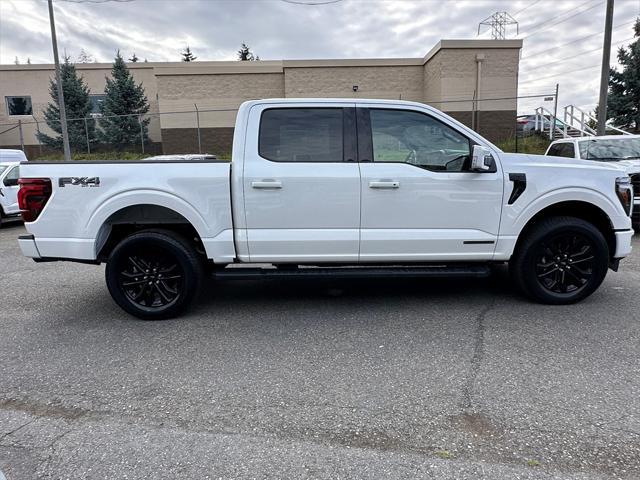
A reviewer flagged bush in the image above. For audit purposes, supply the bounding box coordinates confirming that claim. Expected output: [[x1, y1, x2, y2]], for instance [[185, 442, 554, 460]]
[[33, 152, 152, 161], [496, 135, 551, 155]]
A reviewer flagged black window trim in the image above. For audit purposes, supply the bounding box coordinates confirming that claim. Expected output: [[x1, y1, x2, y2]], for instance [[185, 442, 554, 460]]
[[356, 107, 480, 173], [5, 95, 33, 116], [258, 106, 357, 163]]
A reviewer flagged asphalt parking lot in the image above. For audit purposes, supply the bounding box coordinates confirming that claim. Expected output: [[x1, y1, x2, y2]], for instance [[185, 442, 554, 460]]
[[0, 222, 639, 479]]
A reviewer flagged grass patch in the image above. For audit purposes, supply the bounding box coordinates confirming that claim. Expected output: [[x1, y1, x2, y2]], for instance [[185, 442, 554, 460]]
[[33, 152, 152, 161], [496, 135, 552, 155], [526, 459, 541, 467], [435, 449, 454, 459]]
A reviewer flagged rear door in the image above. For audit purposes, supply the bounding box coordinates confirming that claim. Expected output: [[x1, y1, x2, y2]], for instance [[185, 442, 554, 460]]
[[357, 105, 504, 261], [242, 103, 360, 262]]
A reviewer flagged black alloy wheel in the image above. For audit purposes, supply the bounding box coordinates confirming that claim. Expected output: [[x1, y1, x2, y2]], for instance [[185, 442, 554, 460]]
[[534, 233, 596, 295], [510, 216, 610, 304], [106, 230, 204, 320]]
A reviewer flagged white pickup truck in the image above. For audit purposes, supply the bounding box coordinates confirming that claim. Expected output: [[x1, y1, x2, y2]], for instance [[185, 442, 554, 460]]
[[17, 99, 635, 319]]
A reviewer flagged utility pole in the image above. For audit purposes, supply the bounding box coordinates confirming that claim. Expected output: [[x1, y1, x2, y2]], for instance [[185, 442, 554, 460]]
[[48, 0, 71, 161], [597, 0, 615, 136], [552, 83, 559, 139]]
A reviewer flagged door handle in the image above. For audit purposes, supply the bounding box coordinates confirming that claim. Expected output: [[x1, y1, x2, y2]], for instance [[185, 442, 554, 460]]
[[369, 181, 399, 189], [251, 180, 282, 189]]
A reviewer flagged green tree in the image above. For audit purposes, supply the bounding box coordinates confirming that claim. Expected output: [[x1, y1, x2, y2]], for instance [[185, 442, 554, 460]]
[[99, 51, 150, 148], [237, 42, 258, 61], [37, 57, 97, 150], [181, 46, 197, 62], [608, 18, 640, 133]]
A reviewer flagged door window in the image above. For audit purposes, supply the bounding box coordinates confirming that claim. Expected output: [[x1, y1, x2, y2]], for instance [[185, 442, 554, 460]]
[[259, 108, 344, 162], [3, 167, 19, 186], [368, 109, 471, 172]]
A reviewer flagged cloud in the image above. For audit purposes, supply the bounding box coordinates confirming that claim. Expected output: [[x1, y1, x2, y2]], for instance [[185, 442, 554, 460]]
[[1, 0, 638, 112]]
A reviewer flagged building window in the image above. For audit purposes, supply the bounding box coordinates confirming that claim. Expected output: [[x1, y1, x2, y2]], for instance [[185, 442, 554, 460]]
[[5, 96, 33, 116], [89, 94, 106, 116]]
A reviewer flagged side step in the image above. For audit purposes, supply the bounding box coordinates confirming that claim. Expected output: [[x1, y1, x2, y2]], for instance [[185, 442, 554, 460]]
[[213, 265, 491, 280]]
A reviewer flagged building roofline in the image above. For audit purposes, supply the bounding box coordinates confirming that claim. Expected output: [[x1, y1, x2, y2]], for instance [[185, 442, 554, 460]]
[[0, 39, 523, 73]]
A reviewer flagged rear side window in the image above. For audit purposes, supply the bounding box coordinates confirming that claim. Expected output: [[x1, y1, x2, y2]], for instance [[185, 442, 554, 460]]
[[548, 143, 575, 158], [259, 108, 344, 162]]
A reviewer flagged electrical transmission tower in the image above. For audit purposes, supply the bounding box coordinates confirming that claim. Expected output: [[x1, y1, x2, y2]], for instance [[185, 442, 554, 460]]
[[477, 12, 519, 39]]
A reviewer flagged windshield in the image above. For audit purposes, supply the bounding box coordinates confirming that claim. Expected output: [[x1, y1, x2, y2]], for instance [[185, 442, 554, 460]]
[[578, 138, 640, 161], [0, 165, 8, 176]]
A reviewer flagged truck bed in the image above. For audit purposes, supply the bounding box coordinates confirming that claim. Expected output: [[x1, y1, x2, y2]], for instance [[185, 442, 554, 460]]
[[18, 160, 235, 262]]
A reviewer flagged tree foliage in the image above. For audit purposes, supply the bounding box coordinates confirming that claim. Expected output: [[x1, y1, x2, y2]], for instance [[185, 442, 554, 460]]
[[99, 51, 150, 148], [129, 52, 139, 63], [77, 49, 95, 63], [181, 46, 197, 62], [37, 57, 97, 150], [237, 43, 259, 61], [608, 19, 640, 133]]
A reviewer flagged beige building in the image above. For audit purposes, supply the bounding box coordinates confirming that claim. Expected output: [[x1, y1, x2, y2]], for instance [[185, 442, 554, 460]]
[[0, 39, 522, 157]]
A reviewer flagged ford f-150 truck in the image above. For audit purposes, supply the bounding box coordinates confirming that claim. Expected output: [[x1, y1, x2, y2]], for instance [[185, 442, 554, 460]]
[[17, 99, 635, 319]]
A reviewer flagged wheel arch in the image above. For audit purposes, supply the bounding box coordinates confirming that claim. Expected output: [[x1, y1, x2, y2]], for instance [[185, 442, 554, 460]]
[[95, 203, 206, 262], [513, 200, 616, 260]]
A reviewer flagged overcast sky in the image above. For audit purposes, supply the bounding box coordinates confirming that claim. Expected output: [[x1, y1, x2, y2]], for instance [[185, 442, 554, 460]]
[[1, 0, 639, 113]]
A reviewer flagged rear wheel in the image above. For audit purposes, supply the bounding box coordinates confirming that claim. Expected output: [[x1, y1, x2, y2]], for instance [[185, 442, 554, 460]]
[[510, 216, 610, 304], [105, 230, 204, 320]]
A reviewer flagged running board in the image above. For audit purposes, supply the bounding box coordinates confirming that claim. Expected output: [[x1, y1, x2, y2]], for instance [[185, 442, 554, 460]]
[[213, 265, 491, 280]]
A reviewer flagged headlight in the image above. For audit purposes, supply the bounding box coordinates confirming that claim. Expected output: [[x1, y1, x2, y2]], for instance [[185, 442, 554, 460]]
[[616, 176, 633, 216]]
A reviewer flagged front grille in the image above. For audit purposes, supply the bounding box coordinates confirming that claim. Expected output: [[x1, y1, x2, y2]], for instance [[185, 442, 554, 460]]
[[632, 174, 640, 198]]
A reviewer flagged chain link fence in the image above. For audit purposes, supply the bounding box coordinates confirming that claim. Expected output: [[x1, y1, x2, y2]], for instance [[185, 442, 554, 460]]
[[0, 107, 239, 160]]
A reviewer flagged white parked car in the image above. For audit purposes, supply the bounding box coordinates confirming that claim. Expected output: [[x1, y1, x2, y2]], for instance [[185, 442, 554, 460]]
[[16, 99, 635, 319], [0, 149, 27, 163], [545, 135, 640, 227], [0, 162, 22, 226]]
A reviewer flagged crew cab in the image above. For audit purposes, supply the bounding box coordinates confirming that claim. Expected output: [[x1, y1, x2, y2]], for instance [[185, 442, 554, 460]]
[[545, 135, 640, 228], [17, 99, 635, 319]]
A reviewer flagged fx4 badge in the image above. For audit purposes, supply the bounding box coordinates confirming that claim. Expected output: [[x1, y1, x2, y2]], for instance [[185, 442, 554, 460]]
[[59, 177, 100, 188]]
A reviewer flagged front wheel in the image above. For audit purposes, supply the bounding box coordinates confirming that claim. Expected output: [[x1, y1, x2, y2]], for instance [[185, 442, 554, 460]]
[[105, 230, 204, 320], [510, 216, 610, 304]]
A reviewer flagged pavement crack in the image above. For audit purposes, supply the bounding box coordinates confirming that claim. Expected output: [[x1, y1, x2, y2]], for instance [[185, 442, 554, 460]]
[[0, 418, 36, 445], [461, 299, 496, 412]]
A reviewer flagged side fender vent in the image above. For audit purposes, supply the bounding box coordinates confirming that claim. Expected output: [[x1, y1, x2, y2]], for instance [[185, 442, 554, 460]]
[[508, 173, 527, 205]]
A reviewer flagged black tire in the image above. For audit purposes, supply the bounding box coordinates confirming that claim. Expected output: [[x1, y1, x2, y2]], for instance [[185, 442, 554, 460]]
[[105, 229, 204, 320], [510, 216, 610, 305]]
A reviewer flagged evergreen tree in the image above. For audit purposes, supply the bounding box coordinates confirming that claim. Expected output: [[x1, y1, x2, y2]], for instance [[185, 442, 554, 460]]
[[181, 46, 197, 62], [608, 18, 640, 133], [27, 57, 31, 65], [129, 52, 139, 63], [37, 57, 97, 150], [14, 56, 19, 65], [237, 43, 258, 61], [99, 51, 150, 148]]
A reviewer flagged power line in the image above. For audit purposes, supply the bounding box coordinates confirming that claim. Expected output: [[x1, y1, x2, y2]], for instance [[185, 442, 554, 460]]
[[521, 19, 636, 60], [280, 0, 343, 4], [522, 1, 605, 39], [512, 0, 542, 18], [522, 36, 634, 70], [520, 63, 601, 84]]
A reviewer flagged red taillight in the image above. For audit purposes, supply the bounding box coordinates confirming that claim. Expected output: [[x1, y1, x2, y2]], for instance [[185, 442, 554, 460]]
[[18, 178, 52, 222]]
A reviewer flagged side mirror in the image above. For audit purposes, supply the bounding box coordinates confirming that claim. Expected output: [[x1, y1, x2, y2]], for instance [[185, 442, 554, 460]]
[[471, 145, 492, 172], [4, 178, 18, 187]]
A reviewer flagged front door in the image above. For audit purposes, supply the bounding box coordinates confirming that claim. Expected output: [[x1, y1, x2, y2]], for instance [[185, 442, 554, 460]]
[[243, 103, 360, 263], [0, 166, 20, 215], [357, 106, 504, 262]]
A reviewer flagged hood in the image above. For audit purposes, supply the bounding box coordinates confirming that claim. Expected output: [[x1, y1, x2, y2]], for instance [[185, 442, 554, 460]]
[[499, 152, 628, 174], [615, 159, 640, 174]]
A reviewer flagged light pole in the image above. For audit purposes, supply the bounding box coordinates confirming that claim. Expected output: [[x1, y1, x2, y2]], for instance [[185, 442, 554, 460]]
[[47, 0, 71, 161], [597, 0, 615, 136]]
